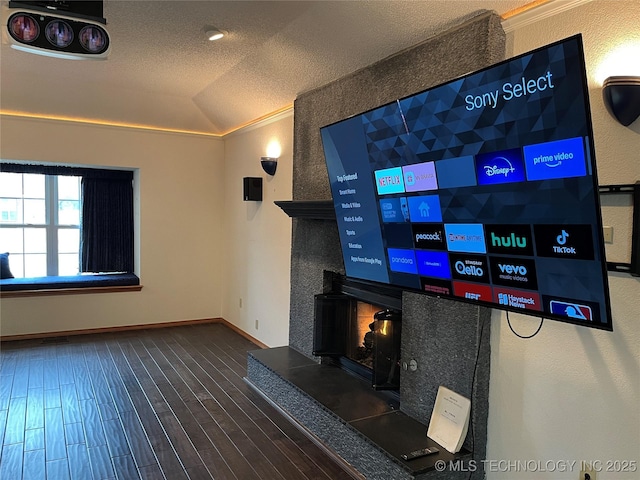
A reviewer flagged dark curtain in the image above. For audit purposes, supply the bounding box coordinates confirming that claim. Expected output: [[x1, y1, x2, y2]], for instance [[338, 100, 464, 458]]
[[80, 176, 134, 273]]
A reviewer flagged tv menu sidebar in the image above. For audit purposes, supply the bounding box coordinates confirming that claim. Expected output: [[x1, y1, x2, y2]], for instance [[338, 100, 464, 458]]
[[321, 120, 390, 284]]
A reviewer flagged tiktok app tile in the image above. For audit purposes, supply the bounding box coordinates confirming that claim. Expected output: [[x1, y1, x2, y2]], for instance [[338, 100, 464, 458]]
[[533, 224, 594, 260]]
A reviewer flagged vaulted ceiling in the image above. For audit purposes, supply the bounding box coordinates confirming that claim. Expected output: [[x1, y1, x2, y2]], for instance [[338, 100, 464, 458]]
[[1, 0, 542, 136]]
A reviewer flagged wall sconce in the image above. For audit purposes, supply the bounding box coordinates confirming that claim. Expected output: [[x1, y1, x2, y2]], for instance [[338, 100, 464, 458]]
[[261, 140, 281, 176], [602, 76, 640, 126], [261, 157, 278, 176]]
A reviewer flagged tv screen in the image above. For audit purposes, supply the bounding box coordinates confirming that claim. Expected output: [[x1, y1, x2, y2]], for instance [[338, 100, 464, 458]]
[[320, 34, 613, 331]]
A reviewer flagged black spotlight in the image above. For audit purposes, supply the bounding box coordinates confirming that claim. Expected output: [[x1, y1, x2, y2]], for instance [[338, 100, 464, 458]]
[[602, 76, 640, 127]]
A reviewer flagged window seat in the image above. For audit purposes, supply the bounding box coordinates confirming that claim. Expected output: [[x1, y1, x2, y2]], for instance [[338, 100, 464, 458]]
[[0, 273, 141, 298]]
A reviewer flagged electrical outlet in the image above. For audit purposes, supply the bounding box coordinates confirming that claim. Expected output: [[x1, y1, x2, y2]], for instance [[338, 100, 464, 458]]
[[579, 463, 597, 480], [603, 226, 613, 243], [255, 319, 259, 330]]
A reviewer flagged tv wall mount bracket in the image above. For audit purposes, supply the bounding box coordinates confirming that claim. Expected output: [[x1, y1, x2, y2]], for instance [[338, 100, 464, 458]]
[[599, 181, 639, 276]]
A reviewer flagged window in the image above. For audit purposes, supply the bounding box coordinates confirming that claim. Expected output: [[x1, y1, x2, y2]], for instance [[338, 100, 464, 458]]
[[1, 162, 135, 284], [0, 172, 81, 277]]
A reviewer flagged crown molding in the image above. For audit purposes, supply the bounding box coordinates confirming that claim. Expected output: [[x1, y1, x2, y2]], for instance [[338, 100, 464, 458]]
[[502, 0, 594, 33], [222, 105, 294, 138], [0, 110, 222, 138]]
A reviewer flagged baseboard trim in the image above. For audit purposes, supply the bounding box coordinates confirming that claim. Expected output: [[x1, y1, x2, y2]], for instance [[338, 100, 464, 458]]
[[219, 319, 269, 349], [0, 317, 268, 345]]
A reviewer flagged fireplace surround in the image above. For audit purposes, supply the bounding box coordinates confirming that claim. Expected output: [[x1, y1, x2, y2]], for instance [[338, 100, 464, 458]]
[[313, 275, 403, 391]]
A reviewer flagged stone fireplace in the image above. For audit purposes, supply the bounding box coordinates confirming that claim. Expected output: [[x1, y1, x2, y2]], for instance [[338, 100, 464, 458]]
[[248, 11, 505, 480]]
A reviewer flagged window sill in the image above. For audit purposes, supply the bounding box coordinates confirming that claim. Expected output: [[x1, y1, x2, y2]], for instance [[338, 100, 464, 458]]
[[0, 273, 141, 298]]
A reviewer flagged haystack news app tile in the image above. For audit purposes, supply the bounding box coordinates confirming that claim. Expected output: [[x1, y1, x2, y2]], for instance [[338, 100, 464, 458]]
[[453, 281, 492, 302], [533, 224, 594, 260], [489, 256, 538, 290], [485, 224, 534, 256], [542, 295, 600, 322], [493, 287, 541, 311], [449, 253, 489, 283], [475, 148, 526, 186], [413, 223, 446, 250]]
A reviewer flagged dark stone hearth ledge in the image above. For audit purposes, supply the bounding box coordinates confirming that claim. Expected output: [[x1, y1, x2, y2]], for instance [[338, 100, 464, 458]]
[[247, 347, 472, 480]]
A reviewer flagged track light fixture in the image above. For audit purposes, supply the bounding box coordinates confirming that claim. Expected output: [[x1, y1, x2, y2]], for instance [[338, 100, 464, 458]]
[[6, 1, 109, 59]]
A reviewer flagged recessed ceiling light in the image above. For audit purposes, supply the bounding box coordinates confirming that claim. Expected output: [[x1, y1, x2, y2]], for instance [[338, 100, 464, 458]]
[[205, 28, 224, 41]]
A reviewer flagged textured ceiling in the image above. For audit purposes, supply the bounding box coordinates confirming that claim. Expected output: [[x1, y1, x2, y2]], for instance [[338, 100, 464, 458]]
[[0, 0, 538, 136]]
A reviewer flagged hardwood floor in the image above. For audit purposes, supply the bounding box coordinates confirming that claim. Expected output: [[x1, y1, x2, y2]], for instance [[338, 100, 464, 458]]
[[0, 323, 358, 480]]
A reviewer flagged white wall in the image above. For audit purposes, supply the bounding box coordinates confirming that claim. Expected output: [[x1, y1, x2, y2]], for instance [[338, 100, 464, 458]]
[[0, 116, 225, 336], [221, 114, 293, 347], [486, 2, 640, 479]]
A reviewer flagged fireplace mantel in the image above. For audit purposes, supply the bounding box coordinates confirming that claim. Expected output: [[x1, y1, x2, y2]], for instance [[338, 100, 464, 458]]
[[274, 200, 335, 220]]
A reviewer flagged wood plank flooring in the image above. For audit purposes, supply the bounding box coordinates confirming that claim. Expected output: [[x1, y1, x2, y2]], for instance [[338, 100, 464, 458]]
[[0, 323, 358, 480]]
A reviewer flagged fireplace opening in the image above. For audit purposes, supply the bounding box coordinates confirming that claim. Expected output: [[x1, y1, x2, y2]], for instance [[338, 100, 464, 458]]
[[313, 294, 402, 390]]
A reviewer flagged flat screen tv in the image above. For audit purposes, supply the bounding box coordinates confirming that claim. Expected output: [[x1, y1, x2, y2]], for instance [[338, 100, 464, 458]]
[[320, 34, 613, 331]]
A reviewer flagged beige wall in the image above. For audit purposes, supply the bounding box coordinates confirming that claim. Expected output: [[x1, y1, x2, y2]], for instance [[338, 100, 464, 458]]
[[486, 1, 640, 478], [221, 114, 293, 347], [0, 117, 225, 336]]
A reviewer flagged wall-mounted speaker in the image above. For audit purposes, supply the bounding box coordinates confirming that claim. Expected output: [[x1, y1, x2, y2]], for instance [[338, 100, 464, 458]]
[[243, 177, 263, 202]]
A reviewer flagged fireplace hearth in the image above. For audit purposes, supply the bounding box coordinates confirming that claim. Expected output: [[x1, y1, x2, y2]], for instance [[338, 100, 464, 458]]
[[248, 270, 491, 479]]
